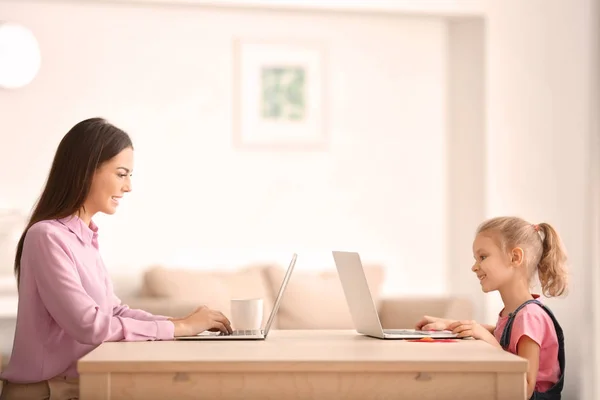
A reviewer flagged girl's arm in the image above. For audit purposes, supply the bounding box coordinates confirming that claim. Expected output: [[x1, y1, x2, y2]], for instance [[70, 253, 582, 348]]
[[415, 315, 454, 330], [482, 324, 497, 335], [417, 316, 497, 335], [516, 336, 540, 399]]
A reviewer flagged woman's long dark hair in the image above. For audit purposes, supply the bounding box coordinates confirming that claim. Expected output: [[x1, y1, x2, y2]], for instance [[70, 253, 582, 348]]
[[14, 117, 133, 285]]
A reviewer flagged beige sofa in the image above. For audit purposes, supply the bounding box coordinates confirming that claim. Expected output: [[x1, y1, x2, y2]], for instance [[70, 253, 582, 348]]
[[121, 263, 473, 330]]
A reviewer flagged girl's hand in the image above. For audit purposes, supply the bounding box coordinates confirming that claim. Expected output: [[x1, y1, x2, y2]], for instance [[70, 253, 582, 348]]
[[415, 315, 452, 331], [448, 320, 501, 347]]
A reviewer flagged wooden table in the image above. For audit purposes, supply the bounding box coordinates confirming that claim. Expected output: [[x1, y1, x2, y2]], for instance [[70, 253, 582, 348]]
[[78, 330, 527, 400]]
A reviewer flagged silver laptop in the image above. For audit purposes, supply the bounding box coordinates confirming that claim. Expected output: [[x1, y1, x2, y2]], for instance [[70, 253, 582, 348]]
[[332, 251, 458, 340], [176, 253, 297, 341]]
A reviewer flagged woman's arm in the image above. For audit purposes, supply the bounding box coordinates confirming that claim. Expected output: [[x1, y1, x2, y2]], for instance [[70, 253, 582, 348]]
[[111, 292, 171, 321], [25, 227, 174, 345]]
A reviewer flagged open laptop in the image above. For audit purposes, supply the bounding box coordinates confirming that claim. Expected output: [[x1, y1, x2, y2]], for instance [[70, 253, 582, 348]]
[[332, 251, 458, 340], [176, 253, 297, 341]]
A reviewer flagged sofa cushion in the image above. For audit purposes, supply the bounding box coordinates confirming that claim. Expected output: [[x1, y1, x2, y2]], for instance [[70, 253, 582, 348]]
[[264, 264, 385, 329], [141, 265, 276, 328]]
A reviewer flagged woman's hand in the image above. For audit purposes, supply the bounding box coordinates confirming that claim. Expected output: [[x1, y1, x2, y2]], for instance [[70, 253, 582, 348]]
[[447, 320, 501, 347], [168, 307, 202, 323], [172, 306, 233, 337], [415, 315, 452, 331]]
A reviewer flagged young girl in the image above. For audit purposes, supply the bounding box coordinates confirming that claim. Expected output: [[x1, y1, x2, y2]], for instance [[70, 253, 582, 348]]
[[0, 118, 232, 400], [416, 216, 567, 400]]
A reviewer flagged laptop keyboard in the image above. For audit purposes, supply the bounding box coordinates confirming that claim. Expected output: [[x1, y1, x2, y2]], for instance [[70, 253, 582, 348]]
[[218, 329, 262, 336], [384, 329, 431, 335]]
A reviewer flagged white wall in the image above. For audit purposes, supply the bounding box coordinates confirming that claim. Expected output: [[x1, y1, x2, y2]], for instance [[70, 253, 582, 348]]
[[445, 18, 486, 322], [592, 2, 600, 396], [0, 1, 448, 296], [483, 1, 599, 399]]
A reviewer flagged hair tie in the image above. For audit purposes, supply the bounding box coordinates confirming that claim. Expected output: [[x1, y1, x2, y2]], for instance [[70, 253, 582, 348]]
[[532, 224, 545, 241]]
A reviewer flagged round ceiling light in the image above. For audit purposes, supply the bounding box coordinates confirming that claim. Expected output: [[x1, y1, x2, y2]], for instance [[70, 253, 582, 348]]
[[0, 22, 41, 89]]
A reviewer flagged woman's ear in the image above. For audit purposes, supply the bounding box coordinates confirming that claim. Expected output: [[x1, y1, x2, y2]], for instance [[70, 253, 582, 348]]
[[510, 247, 525, 267]]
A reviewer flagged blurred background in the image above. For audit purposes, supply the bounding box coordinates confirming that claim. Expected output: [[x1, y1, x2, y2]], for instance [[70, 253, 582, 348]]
[[0, 0, 598, 398]]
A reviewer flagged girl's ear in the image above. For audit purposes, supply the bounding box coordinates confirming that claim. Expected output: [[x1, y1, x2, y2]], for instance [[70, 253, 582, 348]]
[[510, 247, 525, 267]]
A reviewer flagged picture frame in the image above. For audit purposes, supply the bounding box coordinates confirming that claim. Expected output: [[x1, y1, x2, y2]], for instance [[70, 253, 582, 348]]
[[232, 39, 327, 150]]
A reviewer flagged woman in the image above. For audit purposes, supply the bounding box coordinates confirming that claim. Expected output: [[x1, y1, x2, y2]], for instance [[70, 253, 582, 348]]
[[0, 118, 231, 399]]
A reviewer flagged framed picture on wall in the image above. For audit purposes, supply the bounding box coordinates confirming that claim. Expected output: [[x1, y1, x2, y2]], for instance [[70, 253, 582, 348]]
[[233, 39, 327, 150]]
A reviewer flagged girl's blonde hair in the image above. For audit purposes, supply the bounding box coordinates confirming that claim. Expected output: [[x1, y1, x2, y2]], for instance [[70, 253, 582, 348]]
[[476, 216, 569, 297]]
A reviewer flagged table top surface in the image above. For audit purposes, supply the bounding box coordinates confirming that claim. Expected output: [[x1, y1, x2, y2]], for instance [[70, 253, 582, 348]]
[[78, 329, 527, 373]]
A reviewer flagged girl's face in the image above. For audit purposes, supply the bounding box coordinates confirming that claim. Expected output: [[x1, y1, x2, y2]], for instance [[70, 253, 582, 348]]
[[471, 233, 519, 293], [85, 147, 133, 217]]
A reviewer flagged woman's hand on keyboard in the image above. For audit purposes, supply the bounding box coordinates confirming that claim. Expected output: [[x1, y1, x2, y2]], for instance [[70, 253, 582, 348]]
[[173, 306, 233, 336]]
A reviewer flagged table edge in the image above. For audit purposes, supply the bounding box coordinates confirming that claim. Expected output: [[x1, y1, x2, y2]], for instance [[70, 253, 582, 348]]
[[77, 360, 528, 374]]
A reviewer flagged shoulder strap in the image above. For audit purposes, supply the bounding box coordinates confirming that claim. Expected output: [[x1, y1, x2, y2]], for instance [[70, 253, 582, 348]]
[[499, 299, 539, 349], [500, 299, 565, 396]]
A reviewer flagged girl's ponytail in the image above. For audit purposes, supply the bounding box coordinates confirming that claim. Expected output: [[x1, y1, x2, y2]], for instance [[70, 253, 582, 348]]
[[537, 222, 569, 297]]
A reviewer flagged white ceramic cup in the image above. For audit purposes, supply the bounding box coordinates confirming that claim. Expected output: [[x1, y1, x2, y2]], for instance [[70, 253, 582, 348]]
[[230, 298, 263, 330]]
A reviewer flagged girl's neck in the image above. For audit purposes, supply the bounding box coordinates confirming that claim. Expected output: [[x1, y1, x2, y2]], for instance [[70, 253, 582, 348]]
[[499, 281, 535, 317]]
